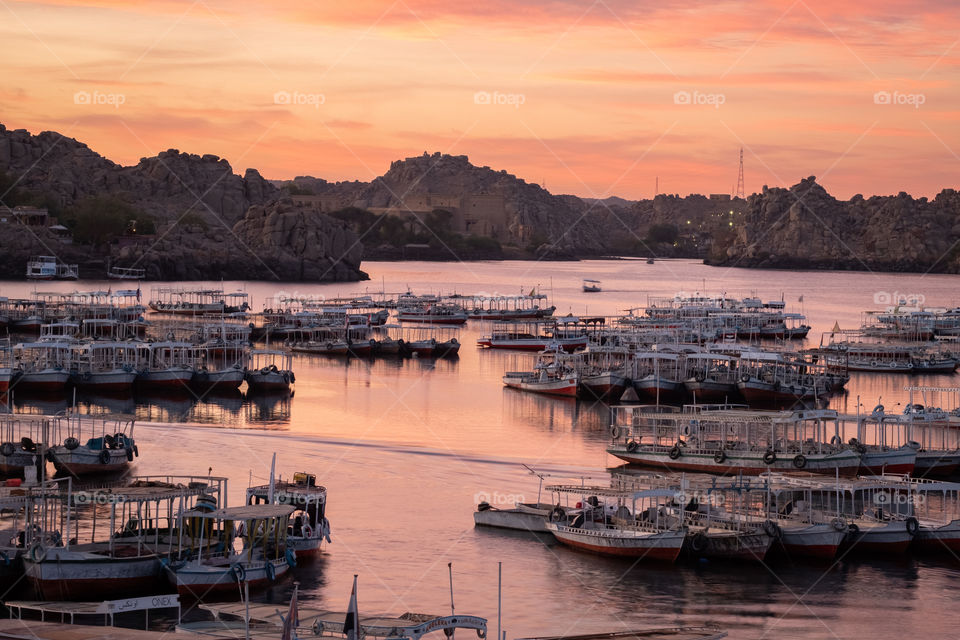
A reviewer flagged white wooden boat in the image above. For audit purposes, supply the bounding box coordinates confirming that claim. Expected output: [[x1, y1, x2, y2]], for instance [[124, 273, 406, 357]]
[[23, 475, 226, 600], [246, 471, 330, 558], [582, 279, 602, 293], [607, 407, 861, 476], [47, 416, 139, 476], [245, 349, 295, 392], [164, 504, 296, 599]]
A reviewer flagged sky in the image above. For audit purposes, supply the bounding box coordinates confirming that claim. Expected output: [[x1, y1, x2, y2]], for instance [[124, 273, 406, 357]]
[[2, 0, 958, 200]]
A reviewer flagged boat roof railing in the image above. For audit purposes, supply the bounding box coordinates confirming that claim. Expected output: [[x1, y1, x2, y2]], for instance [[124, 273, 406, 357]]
[[200, 602, 487, 640], [183, 504, 295, 520]]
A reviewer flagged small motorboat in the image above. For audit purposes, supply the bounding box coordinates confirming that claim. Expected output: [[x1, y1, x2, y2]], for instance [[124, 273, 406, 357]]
[[582, 279, 602, 293]]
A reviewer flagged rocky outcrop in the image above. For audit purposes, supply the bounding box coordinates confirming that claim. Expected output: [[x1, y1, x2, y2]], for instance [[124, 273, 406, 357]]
[[711, 177, 960, 272], [111, 200, 365, 281], [232, 200, 364, 281], [0, 125, 277, 224], [0, 123, 365, 281]]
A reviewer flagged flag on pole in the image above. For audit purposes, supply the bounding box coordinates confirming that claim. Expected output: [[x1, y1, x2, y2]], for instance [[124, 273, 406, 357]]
[[345, 575, 360, 640], [281, 584, 299, 640]]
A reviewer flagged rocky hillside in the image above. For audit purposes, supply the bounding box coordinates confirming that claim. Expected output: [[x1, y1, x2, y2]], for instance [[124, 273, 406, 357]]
[[107, 199, 363, 281], [0, 125, 276, 223], [0, 124, 365, 281], [709, 177, 960, 272]]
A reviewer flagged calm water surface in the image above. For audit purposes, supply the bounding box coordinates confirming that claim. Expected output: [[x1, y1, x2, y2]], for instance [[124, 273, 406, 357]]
[[4, 259, 960, 639]]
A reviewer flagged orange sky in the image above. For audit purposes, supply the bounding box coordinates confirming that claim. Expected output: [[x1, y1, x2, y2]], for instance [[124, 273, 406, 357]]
[[2, 0, 958, 199]]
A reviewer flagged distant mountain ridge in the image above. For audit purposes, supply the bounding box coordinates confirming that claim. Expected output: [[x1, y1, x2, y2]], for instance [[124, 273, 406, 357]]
[[4, 122, 960, 278], [0, 123, 364, 281]]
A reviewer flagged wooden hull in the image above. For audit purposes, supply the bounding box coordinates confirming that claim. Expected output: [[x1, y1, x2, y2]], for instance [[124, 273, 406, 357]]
[[684, 530, 772, 562], [397, 314, 467, 325], [548, 524, 684, 560], [913, 452, 960, 477], [503, 376, 578, 397], [483, 337, 587, 352], [684, 379, 737, 402], [136, 368, 195, 389], [913, 521, 960, 553], [15, 370, 70, 391], [474, 508, 553, 533], [842, 521, 912, 555], [167, 558, 289, 599], [73, 370, 137, 392], [580, 373, 629, 400], [778, 524, 846, 559], [192, 368, 245, 390], [49, 447, 132, 476], [607, 446, 861, 476], [25, 548, 163, 601], [858, 449, 916, 476]]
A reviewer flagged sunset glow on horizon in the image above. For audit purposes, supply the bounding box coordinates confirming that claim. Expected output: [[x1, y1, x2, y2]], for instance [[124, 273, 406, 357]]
[[3, 0, 959, 199]]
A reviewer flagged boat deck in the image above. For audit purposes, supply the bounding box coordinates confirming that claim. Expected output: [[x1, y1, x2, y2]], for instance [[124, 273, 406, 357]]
[[0, 620, 181, 640]]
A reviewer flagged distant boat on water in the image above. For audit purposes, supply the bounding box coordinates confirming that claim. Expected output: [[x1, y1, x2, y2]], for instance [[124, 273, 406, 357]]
[[582, 279, 602, 293]]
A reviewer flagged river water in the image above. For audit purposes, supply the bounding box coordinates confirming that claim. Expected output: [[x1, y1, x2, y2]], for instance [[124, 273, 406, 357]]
[[4, 259, 960, 639]]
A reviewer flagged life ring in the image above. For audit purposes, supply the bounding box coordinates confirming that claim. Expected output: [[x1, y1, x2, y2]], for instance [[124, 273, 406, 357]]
[[610, 425, 621, 439], [550, 506, 565, 522], [626, 440, 639, 453], [285, 548, 297, 568], [830, 435, 842, 446], [126, 448, 134, 462], [713, 449, 726, 464], [681, 423, 692, 438], [847, 523, 860, 537], [690, 532, 708, 552], [872, 404, 884, 415], [792, 454, 807, 469], [669, 445, 682, 460], [763, 450, 777, 465], [29, 543, 46, 563], [694, 373, 707, 383], [0, 443, 14, 457], [763, 520, 782, 539], [99, 450, 112, 465], [740, 374, 751, 383], [831, 517, 847, 532], [265, 561, 276, 581], [905, 517, 919, 537], [230, 563, 246, 583], [302, 524, 313, 538], [64, 437, 80, 451], [313, 621, 325, 636]]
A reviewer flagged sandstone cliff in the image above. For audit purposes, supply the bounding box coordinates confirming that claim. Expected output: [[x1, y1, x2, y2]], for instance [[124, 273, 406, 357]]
[[710, 177, 960, 272], [0, 124, 365, 281]]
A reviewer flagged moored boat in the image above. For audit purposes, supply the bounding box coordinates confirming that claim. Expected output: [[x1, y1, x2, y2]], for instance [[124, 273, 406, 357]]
[[164, 503, 296, 599], [47, 416, 139, 476], [246, 471, 330, 558], [607, 407, 862, 476]]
